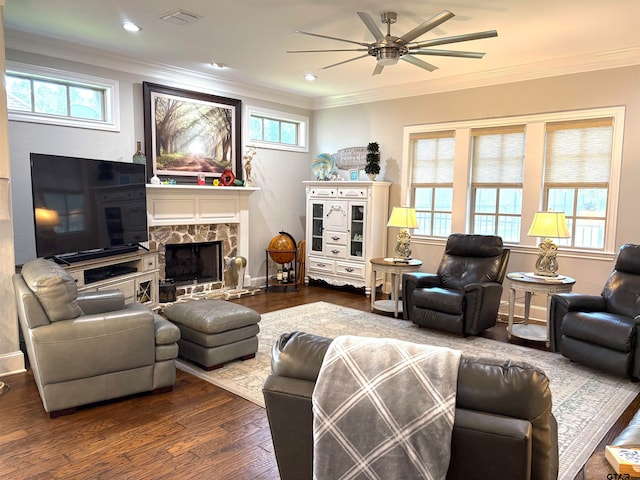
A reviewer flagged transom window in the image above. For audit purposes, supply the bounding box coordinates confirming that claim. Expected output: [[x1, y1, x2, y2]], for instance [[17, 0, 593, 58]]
[[246, 106, 308, 152], [5, 61, 120, 131]]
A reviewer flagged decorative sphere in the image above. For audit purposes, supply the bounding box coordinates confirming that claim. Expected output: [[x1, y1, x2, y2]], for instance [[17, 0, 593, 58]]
[[268, 232, 296, 264]]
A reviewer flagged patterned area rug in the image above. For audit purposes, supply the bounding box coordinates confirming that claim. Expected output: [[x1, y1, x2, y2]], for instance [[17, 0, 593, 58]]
[[176, 301, 640, 480]]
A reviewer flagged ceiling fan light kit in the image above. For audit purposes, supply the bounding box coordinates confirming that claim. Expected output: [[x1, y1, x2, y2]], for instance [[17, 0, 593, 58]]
[[288, 10, 497, 75]]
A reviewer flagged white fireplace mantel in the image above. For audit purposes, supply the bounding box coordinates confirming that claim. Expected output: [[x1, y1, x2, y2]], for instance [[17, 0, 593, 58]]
[[146, 184, 259, 279]]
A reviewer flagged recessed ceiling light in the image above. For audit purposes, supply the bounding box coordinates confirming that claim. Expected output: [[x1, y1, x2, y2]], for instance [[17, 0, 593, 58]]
[[210, 62, 227, 69], [123, 21, 141, 32], [304, 73, 317, 81]]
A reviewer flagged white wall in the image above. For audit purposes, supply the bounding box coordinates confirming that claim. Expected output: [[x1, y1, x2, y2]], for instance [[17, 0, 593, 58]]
[[6, 50, 312, 285], [311, 66, 640, 315]]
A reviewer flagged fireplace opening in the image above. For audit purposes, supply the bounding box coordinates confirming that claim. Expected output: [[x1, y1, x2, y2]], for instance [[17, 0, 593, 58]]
[[165, 241, 222, 286]]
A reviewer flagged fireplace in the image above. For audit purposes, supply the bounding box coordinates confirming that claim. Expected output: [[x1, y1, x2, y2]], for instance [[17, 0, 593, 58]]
[[165, 241, 222, 285]]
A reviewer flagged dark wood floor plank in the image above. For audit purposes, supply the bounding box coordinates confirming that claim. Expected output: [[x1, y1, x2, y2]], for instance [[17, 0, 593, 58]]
[[0, 284, 634, 480]]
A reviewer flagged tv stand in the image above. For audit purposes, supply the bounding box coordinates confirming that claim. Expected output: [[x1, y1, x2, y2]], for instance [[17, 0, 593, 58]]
[[63, 250, 159, 308]]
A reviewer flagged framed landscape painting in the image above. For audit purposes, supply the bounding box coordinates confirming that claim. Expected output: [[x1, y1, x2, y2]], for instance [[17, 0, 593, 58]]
[[143, 82, 242, 182]]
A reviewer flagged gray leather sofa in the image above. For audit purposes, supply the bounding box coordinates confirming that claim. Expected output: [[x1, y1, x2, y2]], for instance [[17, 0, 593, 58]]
[[263, 331, 559, 480], [13, 258, 180, 417]]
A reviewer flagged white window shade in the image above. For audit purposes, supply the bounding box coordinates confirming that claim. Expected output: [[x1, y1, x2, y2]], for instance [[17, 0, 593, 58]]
[[410, 131, 455, 183], [545, 118, 613, 183], [471, 126, 525, 184]]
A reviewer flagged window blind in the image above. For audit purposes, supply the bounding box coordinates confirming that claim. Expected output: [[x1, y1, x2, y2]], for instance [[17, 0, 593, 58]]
[[545, 118, 613, 183], [410, 131, 455, 184], [471, 126, 525, 184]]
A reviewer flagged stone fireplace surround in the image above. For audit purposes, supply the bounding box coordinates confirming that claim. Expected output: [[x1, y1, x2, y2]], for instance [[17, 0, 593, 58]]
[[145, 184, 259, 299]]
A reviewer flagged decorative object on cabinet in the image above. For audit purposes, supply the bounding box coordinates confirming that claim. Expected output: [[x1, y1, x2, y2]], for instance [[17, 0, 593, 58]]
[[334, 146, 367, 170], [312, 153, 336, 180], [304, 180, 391, 295], [386, 206, 419, 261], [219, 169, 236, 186], [527, 210, 570, 277], [348, 169, 359, 181], [364, 142, 380, 180], [266, 232, 299, 291]]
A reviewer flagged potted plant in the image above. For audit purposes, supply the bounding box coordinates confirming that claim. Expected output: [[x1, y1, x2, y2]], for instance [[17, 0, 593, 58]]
[[364, 142, 380, 181]]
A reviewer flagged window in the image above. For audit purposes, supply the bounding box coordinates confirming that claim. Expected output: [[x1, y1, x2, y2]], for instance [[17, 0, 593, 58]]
[[470, 126, 525, 243], [5, 61, 120, 131], [544, 118, 614, 250], [246, 106, 308, 152], [401, 107, 624, 254], [409, 131, 455, 237]]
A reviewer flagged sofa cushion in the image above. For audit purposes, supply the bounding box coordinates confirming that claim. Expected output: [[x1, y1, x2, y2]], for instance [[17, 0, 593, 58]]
[[21, 258, 82, 322], [412, 287, 464, 314], [562, 311, 634, 352]]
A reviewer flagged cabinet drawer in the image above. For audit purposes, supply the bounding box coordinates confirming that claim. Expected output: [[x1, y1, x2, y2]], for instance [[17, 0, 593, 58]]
[[324, 231, 348, 246], [142, 254, 157, 271], [336, 261, 366, 279], [309, 187, 337, 198], [338, 187, 368, 198], [308, 257, 335, 274], [324, 245, 347, 259]]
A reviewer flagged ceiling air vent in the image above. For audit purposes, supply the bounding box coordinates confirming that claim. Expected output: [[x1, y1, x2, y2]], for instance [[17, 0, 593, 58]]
[[159, 9, 203, 25]]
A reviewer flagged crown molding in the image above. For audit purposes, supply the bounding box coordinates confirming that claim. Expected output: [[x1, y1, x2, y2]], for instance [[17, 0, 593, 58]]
[[5, 29, 640, 112], [312, 47, 640, 109], [4, 29, 315, 110]]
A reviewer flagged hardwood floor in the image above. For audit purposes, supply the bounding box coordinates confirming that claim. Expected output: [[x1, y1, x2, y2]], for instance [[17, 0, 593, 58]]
[[0, 284, 635, 479]]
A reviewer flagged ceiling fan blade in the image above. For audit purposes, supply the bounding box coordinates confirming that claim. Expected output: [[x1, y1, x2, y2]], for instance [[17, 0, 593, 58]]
[[397, 10, 455, 44], [357, 12, 384, 41], [372, 63, 384, 76], [400, 55, 439, 72], [410, 49, 486, 59], [287, 48, 369, 53], [294, 30, 369, 47], [320, 53, 370, 70], [411, 30, 498, 49]]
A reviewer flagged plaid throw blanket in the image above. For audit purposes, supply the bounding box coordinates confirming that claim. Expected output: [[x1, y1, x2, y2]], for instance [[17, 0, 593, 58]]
[[312, 336, 461, 480]]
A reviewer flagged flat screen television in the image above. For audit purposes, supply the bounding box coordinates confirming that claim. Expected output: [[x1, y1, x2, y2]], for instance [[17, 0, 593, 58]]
[[30, 153, 149, 262]]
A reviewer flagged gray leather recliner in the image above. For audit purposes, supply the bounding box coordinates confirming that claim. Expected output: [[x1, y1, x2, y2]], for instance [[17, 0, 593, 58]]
[[13, 258, 180, 417], [402, 234, 510, 336], [263, 331, 559, 480]]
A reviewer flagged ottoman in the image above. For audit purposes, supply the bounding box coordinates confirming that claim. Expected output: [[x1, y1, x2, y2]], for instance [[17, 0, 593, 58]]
[[164, 299, 261, 371]]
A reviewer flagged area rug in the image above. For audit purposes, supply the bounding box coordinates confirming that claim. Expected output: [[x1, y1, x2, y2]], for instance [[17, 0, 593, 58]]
[[176, 301, 640, 480]]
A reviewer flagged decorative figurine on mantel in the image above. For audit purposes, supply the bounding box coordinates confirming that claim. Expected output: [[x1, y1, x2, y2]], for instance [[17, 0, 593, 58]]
[[365, 142, 380, 181], [243, 147, 256, 186]]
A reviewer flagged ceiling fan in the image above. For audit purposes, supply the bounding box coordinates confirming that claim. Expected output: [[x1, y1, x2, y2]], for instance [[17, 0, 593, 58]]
[[287, 11, 498, 75]]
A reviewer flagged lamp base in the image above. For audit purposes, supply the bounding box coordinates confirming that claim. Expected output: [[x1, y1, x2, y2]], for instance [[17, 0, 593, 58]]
[[534, 238, 560, 276], [394, 229, 412, 261]]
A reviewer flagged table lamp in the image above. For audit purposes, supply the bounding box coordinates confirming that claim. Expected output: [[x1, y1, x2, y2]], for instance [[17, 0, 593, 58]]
[[387, 207, 418, 262], [527, 210, 570, 276]]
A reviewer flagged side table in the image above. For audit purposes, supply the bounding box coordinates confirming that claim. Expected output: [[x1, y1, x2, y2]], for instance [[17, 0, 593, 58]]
[[506, 272, 575, 348], [370, 257, 422, 318]]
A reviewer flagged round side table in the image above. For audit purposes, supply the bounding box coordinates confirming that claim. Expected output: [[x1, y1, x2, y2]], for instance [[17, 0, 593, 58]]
[[506, 272, 575, 348], [370, 257, 422, 318]]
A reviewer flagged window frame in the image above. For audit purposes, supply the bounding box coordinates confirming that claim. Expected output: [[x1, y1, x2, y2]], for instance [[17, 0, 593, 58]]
[[245, 105, 309, 153], [401, 106, 625, 255], [5, 61, 120, 132]]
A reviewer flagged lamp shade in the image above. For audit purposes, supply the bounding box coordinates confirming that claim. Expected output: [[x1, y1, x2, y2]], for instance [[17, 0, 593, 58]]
[[387, 207, 418, 229], [527, 211, 570, 238]]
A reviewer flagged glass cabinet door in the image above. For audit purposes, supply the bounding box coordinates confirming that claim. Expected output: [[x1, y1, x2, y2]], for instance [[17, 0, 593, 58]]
[[311, 202, 324, 253], [349, 203, 365, 258]]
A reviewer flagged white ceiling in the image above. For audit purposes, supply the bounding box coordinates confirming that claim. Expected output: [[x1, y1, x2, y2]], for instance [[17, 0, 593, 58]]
[[3, 0, 640, 107]]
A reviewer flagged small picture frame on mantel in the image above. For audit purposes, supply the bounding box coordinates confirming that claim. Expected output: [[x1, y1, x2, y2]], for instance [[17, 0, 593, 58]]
[[349, 169, 359, 181]]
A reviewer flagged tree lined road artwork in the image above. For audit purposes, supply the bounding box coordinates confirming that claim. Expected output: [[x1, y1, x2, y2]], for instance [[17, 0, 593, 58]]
[[153, 95, 234, 174]]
